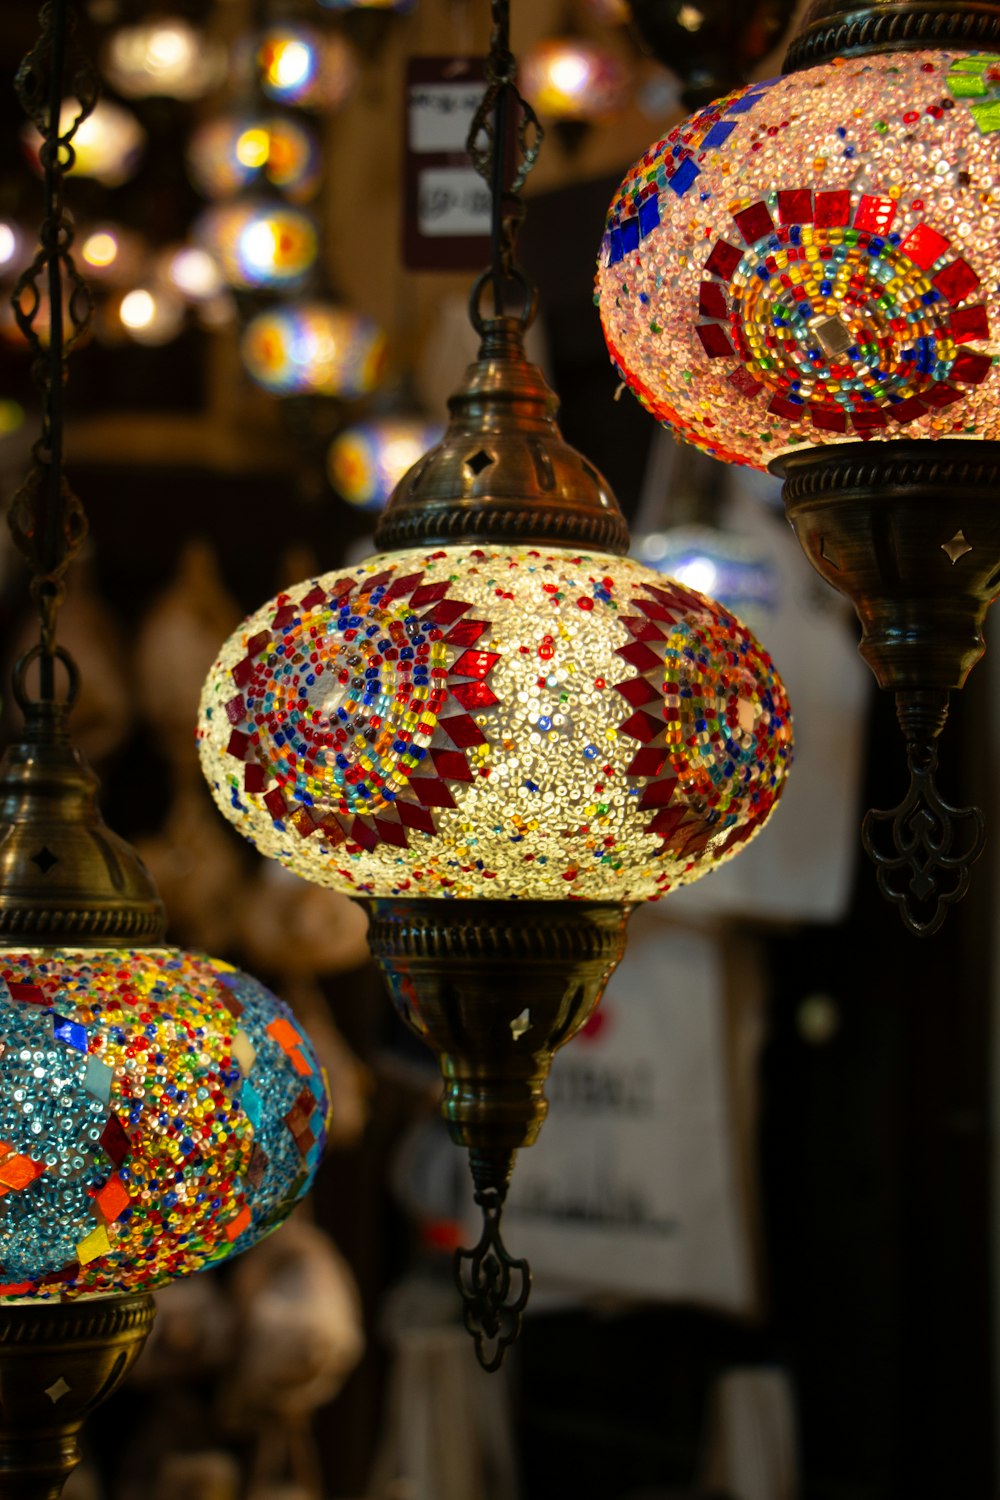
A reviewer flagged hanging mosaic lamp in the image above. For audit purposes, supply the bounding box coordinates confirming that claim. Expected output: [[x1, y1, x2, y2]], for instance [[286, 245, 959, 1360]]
[[187, 115, 322, 204], [520, 36, 631, 121], [104, 283, 186, 345], [194, 200, 319, 291], [1, 8, 329, 1492], [0, 220, 30, 283], [198, 0, 793, 1371], [241, 302, 387, 398], [326, 416, 446, 509], [77, 224, 147, 286], [22, 98, 145, 187], [101, 17, 227, 101], [162, 244, 227, 303], [255, 24, 359, 112], [596, 0, 1000, 935]]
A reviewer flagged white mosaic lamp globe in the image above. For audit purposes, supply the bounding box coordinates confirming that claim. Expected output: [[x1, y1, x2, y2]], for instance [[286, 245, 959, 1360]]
[[197, 546, 792, 901]]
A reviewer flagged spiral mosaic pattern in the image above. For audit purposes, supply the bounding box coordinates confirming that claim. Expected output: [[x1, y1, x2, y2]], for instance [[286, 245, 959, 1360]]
[[0, 950, 329, 1299], [596, 51, 1000, 468], [198, 546, 793, 900], [697, 192, 990, 438]]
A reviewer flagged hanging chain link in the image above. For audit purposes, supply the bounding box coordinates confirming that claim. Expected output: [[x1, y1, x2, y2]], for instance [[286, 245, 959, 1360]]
[[10, 0, 97, 697], [466, 0, 543, 320]]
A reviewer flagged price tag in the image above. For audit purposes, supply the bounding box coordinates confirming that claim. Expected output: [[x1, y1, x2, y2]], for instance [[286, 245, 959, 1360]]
[[403, 57, 491, 272], [418, 167, 491, 237]]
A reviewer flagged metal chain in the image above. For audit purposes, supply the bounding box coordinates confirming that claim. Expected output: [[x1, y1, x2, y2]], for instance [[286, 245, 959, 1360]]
[[466, 0, 543, 321], [9, 0, 97, 702]]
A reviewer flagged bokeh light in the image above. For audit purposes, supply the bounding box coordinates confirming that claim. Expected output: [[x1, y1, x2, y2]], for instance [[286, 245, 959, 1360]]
[[241, 303, 388, 396], [327, 418, 446, 509]]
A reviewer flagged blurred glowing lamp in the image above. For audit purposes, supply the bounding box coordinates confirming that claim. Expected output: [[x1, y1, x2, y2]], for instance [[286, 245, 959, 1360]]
[[0, 222, 29, 281], [113, 285, 186, 346], [241, 303, 387, 397], [82, 231, 117, 270], [163, 245, 225, 302], [188, 115, 320, 203], [23, 99, 145, 187], [328, 418, 446, 510], [102, 17, 227, 100], [195, 202, 318, 291], [521, 38, 630, 120], [257, 25, 358, 111], [633, 525, 780, 626], [78, 224, 146, 286]]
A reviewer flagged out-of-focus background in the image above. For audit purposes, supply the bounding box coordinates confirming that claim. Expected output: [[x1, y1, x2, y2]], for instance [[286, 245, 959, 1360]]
[[0, 2, 994, 1497]]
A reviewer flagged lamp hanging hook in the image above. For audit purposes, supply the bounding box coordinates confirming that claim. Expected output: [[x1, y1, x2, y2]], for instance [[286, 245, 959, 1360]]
[[455, 1184, 531, 1373], [862, 689, 986, 937]]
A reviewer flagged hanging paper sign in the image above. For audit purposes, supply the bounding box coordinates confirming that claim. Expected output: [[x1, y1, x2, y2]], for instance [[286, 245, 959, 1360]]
[[500, 913, 758, 1313], [403, 58, 492, 270]]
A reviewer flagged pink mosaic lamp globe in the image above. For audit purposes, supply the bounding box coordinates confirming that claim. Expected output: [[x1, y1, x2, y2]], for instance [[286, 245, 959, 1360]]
[[596, 50, 1000, 468], [596, 5, 1000, 936]]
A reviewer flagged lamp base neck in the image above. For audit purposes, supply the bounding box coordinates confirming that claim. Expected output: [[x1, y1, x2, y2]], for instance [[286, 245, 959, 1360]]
[[771, 440, 997, 932], [364, 896, 631, 1364], [0, 1294, 155, 1500]]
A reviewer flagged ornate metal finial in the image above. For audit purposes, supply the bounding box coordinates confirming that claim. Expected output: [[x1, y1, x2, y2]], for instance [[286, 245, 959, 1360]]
[[11, 0, 98, 703], [862, 690, 986, 937], [454, 1151, 530, 1373], [366, 898, 631, 1369]]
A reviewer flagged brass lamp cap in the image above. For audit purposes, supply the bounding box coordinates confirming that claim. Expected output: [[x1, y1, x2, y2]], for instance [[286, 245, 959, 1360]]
[[784, 0, 1000, 72], [0, 700, 166, 946], [374, 314, 630, 556]]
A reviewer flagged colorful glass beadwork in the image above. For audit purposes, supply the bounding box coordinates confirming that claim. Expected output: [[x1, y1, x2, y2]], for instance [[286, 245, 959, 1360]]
[[596, 51, 1000, 469], [197, 546, 793, 902], [0, 949, 329, 1299]]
